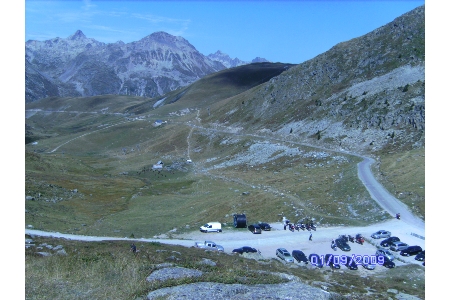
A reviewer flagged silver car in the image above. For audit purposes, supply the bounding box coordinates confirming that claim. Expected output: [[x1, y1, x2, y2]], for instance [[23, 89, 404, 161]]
[[362, 261, 376, 270], [371, 230, 391, 239], [376, 249, 395, 261], [276, 248, 294, 263], [390, 241, 409, 252]]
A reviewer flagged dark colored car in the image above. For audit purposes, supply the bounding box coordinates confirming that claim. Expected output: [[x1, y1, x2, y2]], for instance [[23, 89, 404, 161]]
[[309, 253, 324, 268], [292, 250, 308, 264], [382, 258, 396, 268], [335, 238, 351, 251], [325, 254, 341, 269], [258, 222, 272, 231], [380, 236, 400, 247], [344, 256, 358, 270], [232, 246, 258, 254], [247, 224, 262, 234], [415, 250, 425, 261], [400, 246, 423, 257]]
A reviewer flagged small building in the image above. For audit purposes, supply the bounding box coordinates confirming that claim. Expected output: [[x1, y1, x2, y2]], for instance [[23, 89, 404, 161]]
[[153, 120, 167, 127], [152, 161, 164, 170]]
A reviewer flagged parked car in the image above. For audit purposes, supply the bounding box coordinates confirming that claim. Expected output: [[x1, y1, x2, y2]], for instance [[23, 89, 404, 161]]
[[382, 258, 396, 268], [258, 222, 272, 231], [194, 241, 224, 252], [309, 253, 324, 268], [400, 246, 423, 257], [276, 248, 294, 263], [232, 246, 258, 254], [335, 238, 351, 251], [376, 249, 395, 261], [325, 254, 341, 269], [292, 250, 308, 264], [362, 260, 376, 270], [344, 256, 358, 270], [380, 236, 400, 247], [200, 222, 222, 233], [371, 230, 391, 239], [390, 241, 409, 252], [248, 224, 262, 234], [415, 250, 425, 261]]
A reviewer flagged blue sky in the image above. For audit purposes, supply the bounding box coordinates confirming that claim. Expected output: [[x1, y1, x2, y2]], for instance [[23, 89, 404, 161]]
[[25, 0, 424, 64]]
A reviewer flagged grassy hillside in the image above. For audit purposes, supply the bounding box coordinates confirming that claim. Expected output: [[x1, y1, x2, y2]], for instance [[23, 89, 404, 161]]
[[25, 5, 425, 300]]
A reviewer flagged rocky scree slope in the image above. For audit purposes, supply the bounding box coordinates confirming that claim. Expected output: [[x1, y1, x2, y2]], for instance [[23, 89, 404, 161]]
[[207, 5, 424, 156], [25, 31, 267, 103]]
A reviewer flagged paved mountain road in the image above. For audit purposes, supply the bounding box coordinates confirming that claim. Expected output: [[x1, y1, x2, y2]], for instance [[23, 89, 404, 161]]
[[357, 157, 424, 229]]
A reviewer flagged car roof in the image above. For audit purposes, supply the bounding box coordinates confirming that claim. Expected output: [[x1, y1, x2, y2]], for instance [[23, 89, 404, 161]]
[[406, 246, 421, 249], [392, 241, 406, 245]]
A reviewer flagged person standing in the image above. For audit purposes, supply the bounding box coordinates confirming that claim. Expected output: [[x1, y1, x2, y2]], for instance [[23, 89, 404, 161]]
[[309, 233, 312, 241]]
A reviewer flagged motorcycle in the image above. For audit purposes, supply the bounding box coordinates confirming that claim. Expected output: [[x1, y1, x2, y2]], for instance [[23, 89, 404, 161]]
[[355, 234, 365, 245], [348, 235, 355, 243], [288, 223, 295, 232], [298, 223, 306, 231], [396, 213, 401, 220], [310, 223, 317, 231]]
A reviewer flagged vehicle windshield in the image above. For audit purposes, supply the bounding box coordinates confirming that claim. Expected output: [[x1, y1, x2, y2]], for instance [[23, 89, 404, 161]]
[[284, 253, 291, 256]]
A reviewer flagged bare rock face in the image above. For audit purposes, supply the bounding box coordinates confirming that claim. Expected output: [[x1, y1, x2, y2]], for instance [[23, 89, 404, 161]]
[[146, 267, 203, 282], [146, 280, 331, 300], [25, 31, 228, 102]]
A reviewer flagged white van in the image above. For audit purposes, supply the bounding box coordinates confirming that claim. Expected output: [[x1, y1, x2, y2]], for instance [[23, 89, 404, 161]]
[[200, 222, 222, 233]]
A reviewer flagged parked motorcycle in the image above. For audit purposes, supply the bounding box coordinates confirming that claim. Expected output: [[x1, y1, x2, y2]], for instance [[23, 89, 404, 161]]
[[288, 223, 295, 232], [310, 223, 317, 231], [355, 234, 365, 245], [348, 235, 355, 243]]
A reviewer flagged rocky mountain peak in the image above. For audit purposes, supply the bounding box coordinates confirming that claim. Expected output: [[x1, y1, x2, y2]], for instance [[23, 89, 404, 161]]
[[25, 30, 267, 102], [208, 50, 270, 68], [252, 57, 269, 63], [68, 30, 87, 41]]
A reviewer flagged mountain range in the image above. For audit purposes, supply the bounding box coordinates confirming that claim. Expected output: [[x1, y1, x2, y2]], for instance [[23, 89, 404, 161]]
[[25, 30, 268, 103]]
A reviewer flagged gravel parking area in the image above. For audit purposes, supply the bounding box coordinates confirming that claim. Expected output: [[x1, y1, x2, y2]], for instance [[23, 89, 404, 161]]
[[175, 218, 425, 271]]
